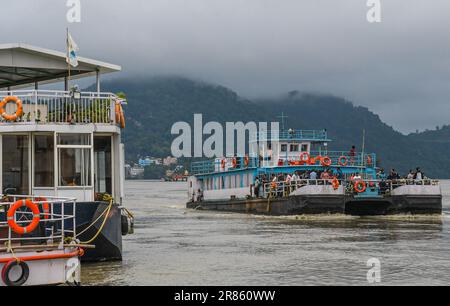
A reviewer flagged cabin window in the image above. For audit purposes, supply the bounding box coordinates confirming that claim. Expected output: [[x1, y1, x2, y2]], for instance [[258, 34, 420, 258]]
[[34, 135, 54, 187], [281, 144, 288, 152], [58, 134, 90, 145], [290, 144, 299, 152], [94, 136, 112, 195], [2, 135, 29, 195], [57, 133, 92, 187], [301, 144, 309, 152], [59, 148, 91, 187]]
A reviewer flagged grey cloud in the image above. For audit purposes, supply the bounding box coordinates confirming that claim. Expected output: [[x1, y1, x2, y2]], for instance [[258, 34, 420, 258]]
[[2, 0, 450, 132]]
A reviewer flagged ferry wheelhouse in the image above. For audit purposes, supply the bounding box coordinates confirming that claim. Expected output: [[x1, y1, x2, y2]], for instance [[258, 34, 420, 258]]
[[0, 44, 133, 285], [188, 129, 442, 215]]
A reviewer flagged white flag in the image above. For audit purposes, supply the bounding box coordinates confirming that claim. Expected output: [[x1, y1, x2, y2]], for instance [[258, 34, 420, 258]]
[[66, 31, 79, 67]]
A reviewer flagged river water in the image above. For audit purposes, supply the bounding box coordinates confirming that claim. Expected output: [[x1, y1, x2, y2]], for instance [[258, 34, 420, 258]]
[[82, 180, 450, 286]]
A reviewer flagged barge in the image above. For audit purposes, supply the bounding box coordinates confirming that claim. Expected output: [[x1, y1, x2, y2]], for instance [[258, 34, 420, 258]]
[[0, 43, 134, 283], [187, 129, 442, 216]]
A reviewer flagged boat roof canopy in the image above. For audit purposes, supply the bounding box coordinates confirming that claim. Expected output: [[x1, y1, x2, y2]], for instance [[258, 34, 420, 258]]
[[0, 43, 121, 89]]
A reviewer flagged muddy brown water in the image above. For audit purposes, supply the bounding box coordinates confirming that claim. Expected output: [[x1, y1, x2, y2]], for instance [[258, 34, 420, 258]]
[[81, 180, 450, 286]]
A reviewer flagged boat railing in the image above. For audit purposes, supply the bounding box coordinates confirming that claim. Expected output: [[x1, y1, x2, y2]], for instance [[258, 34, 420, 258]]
[[0, 90, 122, 125], [191, 157, 259, 175], [259, 179, 439, 198], [0, 195, 77, 248], [251, 129, 329, 142], [280, 151, 377, 168]]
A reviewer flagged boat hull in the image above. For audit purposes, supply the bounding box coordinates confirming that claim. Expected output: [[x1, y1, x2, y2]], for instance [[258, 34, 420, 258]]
[[187, 194, 442, 216], [72, 202, 123, 262]]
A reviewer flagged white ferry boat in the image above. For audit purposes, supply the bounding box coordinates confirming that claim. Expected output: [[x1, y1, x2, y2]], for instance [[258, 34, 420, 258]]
[[0, 44, 133, 285], [187, 129, 442, 215]]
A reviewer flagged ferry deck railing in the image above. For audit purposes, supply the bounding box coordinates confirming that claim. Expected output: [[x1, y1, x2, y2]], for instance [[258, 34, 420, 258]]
[[251, 130, 330, 142], [0, 195, 76, 249], [0, 90, 122, 125], [259, 179, 439, 198], [191, 157, 259, 176]]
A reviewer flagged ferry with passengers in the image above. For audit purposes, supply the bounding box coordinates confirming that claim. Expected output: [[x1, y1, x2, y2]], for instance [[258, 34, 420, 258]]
[[187, 128, 442, 216], [0, 43, 133, 286]]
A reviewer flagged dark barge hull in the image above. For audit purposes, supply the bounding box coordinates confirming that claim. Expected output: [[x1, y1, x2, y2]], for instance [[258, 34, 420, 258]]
[[187, 195, 442, 216], [74, 202, 123, 262]]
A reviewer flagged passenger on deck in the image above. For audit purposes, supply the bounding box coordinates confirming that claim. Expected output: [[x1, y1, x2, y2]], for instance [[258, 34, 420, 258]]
[[310, 170, 318, 181], [321, 171, 330, 180], [197, 189, 204, 202], [387, 169, 400, 180], [377, 168, 386, 180], [349, 145, 356, 165], [254, 177, 261, 198], [415, 168, 423, 180], [407, 170, 415, 180]]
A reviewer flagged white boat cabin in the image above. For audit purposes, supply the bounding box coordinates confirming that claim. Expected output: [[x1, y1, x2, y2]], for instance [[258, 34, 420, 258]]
[[0, 44, 125, 203]]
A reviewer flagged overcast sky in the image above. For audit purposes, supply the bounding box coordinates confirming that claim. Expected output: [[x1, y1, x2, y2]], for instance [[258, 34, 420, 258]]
[[2, 0, 450, 133]]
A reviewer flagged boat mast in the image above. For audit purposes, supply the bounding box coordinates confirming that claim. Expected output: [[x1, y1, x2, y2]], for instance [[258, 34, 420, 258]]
[[360, 129, 366, 177]]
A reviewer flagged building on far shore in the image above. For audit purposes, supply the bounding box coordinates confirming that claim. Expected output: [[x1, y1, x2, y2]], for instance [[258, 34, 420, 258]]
[[125, 164, 145, 179], [138, 157, 163, 167], [163, 156, 178, 167]]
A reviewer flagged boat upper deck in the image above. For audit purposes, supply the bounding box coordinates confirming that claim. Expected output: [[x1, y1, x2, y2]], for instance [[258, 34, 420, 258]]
[[191, 150, 377, 176], [0, 89, 123, 128]]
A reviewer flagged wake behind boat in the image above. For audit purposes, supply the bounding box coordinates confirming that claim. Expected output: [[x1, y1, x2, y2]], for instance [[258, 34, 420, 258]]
[[187, 129, 442, 216]]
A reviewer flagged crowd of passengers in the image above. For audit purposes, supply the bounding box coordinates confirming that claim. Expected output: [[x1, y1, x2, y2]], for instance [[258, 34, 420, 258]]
[[252, 167, 430, 198]]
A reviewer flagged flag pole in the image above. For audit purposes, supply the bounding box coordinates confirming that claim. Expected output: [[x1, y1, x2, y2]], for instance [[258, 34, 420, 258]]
[[67, 27, 71, 90]]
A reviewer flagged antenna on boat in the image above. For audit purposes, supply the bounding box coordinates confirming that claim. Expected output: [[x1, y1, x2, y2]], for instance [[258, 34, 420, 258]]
[[360, 129, 366, 176], [277, 112, 288, 131]]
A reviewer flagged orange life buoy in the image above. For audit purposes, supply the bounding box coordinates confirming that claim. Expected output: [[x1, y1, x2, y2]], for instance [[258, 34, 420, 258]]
[[354, 181, 367, 193], [0, 96, 24, 121], [244, 156, 249, 167], [321, 156, 332, 167], [7, 200, 41, 235], [232, 158, 237, 168], [338, 156, 348, 166], [115, 101, 126, 129], [300, 152, 310, 163], [221, 159, 226, 169], [332, 178, 340, 190], [35, 197, 50, 220]]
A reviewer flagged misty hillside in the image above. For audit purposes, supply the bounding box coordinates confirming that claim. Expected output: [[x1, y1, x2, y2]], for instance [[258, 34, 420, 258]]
[[96, 76, 450, 178]]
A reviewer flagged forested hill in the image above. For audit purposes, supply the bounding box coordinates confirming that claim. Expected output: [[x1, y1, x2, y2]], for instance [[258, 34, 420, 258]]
[[95, 76, 450, 178]]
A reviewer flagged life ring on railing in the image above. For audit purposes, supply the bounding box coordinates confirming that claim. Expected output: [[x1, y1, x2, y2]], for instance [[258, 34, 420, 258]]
[[0, 96, 24, 121], [7, 200, 41, 235], [321, 156, 332, 167], [354, 181, 367, 193], [231, 158, 237, 168], [1, 260, 29, 287], [338, 156, 348, 166], [221, 159, 226, 169], [244, 156, 249, 167], [115, 101, 125, 129], [332, 178, 340, 190], [34, 197, 50, 220], [300, 152, 310, 163]]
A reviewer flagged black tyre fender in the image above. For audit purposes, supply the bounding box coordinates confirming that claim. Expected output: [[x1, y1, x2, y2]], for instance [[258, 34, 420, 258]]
[[2, 261, 30, 287]]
